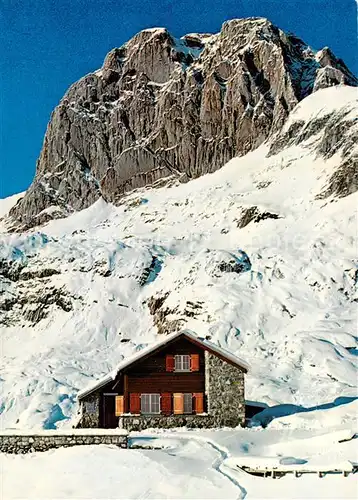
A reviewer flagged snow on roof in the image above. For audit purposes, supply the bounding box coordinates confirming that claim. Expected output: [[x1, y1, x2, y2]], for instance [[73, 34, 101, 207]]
[[77, 330, 250, 400]]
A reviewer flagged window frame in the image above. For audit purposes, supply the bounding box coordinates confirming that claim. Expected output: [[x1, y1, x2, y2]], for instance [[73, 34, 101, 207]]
[[183, 393, 193, 414], [140, 393, 161, 415], [174, 354, 191, 372]]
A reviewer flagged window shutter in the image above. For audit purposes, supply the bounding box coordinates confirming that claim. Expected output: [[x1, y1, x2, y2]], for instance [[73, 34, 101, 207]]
[[161, 393, 172, 415], [193, 393, 204, 414], [173, 393, 184, 414], [115, 395, 124, 416], [190, 354, 200, 372], [129, 393, 141, 414], [166, 354, 175, 372]]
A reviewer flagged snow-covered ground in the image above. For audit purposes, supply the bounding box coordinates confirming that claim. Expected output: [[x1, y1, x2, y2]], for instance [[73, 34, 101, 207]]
[[2, 409, 357, 500], [0, 86, 357, 432], [2, 443, 241, 500], [2, 445, 355, 500]]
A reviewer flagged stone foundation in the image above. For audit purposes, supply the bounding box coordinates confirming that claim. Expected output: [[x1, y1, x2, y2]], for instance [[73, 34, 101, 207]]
[[119, 414, 220, 431], [0, 430, 128, 454]]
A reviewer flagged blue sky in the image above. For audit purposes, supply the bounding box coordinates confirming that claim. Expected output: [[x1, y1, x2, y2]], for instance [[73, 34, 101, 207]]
[[0, 0, 357, 197]]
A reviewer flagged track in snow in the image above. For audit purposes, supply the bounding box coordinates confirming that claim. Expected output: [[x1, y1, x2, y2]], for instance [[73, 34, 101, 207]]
[[129, 434, 248, 499]]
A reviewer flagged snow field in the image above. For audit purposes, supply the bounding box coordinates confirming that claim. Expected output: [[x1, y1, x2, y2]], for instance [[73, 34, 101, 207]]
[[2, 422, 358, 499]]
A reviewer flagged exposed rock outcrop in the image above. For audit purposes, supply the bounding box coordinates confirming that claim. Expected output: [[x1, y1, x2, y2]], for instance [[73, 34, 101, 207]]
[[0, 280, 73, 326], [147, 293, 185, 335], [9, 18, 357, 229], [237, 206, 281, 228]]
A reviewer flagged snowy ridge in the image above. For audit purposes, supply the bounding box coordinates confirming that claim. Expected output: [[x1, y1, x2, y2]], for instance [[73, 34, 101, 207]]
[[0, 192, 25, 229], [0, 86, 357, 430], [283, 85, 357, 127]]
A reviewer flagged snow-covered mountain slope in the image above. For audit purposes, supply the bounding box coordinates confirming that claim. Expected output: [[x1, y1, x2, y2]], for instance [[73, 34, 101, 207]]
[[0, 86, 357, 429]]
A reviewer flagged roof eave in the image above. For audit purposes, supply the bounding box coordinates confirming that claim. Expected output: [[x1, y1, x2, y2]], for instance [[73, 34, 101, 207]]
[[77, 375, 113, 400]]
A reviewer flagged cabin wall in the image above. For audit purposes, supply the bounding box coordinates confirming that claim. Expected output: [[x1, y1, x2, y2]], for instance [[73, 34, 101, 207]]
[[76, 391, 101, 428], [76, 336, 246, 430], [205, 351, 245, 426], [76, 379, 121, 429], [125, 337, 205, 394], [120, 352, 246, 430], [127, 373, 204, 393]]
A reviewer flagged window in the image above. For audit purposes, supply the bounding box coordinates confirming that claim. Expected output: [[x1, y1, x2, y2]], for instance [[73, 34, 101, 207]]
[[175, 354, 191, 372], [141, 394, 160, 414], [174, 393, 192, 414], [183, 393, 193, 414], [85, 400, 96, 414]]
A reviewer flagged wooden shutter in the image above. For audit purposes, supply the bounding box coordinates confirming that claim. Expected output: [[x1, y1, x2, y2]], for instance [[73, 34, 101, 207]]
[[166, 354, 175, 372], [130, 393, 141, 414], [193, 393, 204, 414], [115, 395, 124, 416], [173, 393, 184, 414], [161, 393, 172, 415], [190, 354, 200, 372]]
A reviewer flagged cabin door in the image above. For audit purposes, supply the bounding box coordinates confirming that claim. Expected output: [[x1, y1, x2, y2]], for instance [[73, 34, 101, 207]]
[[102, 393, 118, 428]]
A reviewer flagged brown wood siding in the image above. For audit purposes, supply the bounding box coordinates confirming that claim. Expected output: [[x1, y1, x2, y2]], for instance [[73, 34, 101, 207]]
[[101, 394, 119, 428], [98, 336, 208, 424], [127, 372, 205, 393], [99, 379, 123, 427], [123, 337, 206, 394], [125, 337, 205, 375]]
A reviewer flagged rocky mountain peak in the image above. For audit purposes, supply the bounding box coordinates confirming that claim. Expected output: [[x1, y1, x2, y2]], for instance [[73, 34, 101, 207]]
[[7, 17, 357, 230]]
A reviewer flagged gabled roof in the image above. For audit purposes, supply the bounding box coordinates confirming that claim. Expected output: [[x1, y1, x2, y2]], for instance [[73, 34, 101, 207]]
[[77, 329, 250, 400]]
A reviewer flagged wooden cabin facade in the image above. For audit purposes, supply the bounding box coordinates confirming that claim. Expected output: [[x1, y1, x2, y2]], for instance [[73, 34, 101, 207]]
[[76, 330, 250, 431]]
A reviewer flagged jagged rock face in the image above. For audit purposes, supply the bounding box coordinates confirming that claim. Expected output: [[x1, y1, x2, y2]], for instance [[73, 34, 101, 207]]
[[9, 18, 357, 228]]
